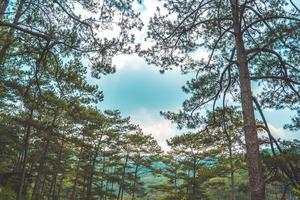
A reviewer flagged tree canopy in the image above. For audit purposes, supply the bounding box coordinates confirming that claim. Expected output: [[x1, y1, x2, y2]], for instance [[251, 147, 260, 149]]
[[1, 0, 300, 200]]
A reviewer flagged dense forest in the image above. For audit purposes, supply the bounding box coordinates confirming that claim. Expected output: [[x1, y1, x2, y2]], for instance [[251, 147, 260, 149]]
[[1, 0, 300, 200]]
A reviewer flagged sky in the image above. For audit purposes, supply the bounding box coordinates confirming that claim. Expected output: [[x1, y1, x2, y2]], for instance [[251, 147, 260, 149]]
[[89, 0, 300, 151], [97, 55, 190, 150]]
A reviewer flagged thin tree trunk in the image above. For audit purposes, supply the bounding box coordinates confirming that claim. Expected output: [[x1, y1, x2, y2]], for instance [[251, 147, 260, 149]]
[[31, 140, 50, 200], [117, 153, 129, 200], [174, 169, 177, 198], [70, 161, 80, 200], [82, 176, 87, 198], [131, 164, 139, 200], [231, 1, 265, 199], [48, 177, 55, 200], [40, 176, 46, 198], [86, 139, 102, 199], [100, 155, 107, 200], [13, 153, 22, 172], [57, 172, 65, 199], [110, 169, 115, 200], [51, 138, 65, 199], [32, 113, 57, 200], [17, 153, 24, 172], [70, 147, 83, 200], [120, 185, 125, 200], [186, 170, 190, 195], [17, 108, 34, 200], [229, 144, 236, 200], [104, 180, 109, 200], [192, 157, 197, 198]]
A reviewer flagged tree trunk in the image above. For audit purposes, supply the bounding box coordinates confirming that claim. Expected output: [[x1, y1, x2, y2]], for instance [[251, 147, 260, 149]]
[[229, 144, 236, 200], [117, 153, 129, 200], [174, 169, 177, 198], [40, 176, 46, 198], [17, 108, 34, 200], [48, 177, 55, 200], [100, 155, 107, 200], [57, 172, 65, 199], [231, 1, 265, 199], [87, 139, 102, 200], [104, 179, 109, 200], [70, 161, 80, 200], [13, 153, 22, 172], [32, 113, 57, 200], [0, 0, 25, 65], [131, 164, 139, 200], [51, 138, 65, 199], [31, 139, 50, 200], [70, 147, 83, 200], [192, 157, 197, 198], [186, 170, 190, 195], [110, 171, 115, 200]]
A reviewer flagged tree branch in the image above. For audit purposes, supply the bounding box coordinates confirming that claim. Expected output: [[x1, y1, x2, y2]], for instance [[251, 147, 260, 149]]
[[0, 21, 51, 41]]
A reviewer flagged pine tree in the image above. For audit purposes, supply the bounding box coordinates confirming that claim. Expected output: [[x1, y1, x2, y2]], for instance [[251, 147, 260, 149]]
[[143, 1, 300, 199]]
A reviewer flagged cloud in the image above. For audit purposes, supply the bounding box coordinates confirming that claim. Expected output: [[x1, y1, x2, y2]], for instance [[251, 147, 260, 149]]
[[111, 0, 164, 70], [134, 0, 164, 44], [267, 123, 300, 140], [130, 108, 181, 151], [112, 54, 146, 70]]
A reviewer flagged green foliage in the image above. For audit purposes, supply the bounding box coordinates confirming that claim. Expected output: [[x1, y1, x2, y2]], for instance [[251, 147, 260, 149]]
[[142, 0, 300, 199], [0, 186, 16, 200], [0, 1, 157, 199], [1, 1, 300, 200]]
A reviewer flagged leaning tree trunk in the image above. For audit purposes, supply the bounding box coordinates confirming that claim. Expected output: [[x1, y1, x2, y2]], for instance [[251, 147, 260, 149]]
[[231, 1, 265, 200]]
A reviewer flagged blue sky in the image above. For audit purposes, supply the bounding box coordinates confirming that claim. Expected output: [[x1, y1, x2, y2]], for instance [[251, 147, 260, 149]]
[[95, 54, 299, 150], [95, 54, 191, 150], [99, 57, 189, 113], [90, 0, 300, 150]]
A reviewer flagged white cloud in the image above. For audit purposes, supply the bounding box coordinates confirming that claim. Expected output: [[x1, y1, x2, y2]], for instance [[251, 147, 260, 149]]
[[130, 108, 181, 152], [267, 123, 300, 140], [135, 0, 164, 44], [73, 2, 121, 39], [112, 53, 146, 70], [108, 0, 164, 70]]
